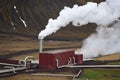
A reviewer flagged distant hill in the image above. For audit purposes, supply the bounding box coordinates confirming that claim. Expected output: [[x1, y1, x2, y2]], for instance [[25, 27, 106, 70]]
[[0, 0, 105, 40]]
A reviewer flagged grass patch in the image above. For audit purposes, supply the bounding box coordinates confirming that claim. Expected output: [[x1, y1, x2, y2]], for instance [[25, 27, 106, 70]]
[[79, 69, 120, 80], [107, 61, 120, 65], [0, 74, 70, 80]]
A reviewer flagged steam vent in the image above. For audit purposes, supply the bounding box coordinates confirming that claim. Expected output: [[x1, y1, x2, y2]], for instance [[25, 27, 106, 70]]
[[39, 50, 83, 70]]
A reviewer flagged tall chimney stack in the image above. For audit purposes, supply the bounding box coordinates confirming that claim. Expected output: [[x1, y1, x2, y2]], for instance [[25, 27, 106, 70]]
[[39, 36, 44, 53]]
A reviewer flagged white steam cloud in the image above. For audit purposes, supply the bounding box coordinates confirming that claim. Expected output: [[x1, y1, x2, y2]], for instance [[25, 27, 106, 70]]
[[75, 22, 120, 58], [38, 0, 120, 58], [39, 0, 120, 38]]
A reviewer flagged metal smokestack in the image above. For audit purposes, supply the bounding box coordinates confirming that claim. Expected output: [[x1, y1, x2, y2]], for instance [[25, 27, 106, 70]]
[[39, 36, 44, 53]]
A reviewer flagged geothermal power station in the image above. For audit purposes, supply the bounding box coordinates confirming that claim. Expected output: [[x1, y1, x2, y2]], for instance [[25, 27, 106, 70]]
[[0, 0, 120, 79], [39, 37, 83, 70], [0, 35, 120, 80], [39, 50, 83, 70], [0, 37, 119, 76], [0, 38, 83, 77]]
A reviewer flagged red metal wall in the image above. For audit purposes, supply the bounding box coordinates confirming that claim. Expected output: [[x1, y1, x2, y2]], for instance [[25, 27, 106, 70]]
[[56, 51, 75, 67], [39, 50, 75, 70], [75, 54, 83, 64], [39, 53, 56, 70], [39, 50, 83, 70]]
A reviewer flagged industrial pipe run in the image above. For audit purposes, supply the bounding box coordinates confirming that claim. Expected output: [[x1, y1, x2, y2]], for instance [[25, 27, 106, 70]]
[[0, 56, 37, 74], [32, 70, 82, 80], [56, 58, 120, 68], [64, 65, 120, 68]]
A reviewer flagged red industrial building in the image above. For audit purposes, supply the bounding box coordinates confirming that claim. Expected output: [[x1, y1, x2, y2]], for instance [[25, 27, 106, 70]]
[[39, 49, 83, 70]]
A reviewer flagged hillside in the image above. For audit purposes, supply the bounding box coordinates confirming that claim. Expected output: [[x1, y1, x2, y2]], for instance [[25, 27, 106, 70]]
[[0, 0, 105, 40]]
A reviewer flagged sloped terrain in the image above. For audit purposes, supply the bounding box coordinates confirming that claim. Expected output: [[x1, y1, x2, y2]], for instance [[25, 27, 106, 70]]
[[0, 0, 105, 40]]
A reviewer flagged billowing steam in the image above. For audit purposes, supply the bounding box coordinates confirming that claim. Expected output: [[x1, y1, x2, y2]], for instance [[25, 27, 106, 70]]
[[38, 0, 120, 38], [38, 0, 120, 58], [75, 22, 120, 58]]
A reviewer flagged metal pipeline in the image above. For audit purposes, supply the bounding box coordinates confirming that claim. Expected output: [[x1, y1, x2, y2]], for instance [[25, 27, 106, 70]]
[[31, 69, 82, 80], [64, 65, 120, 68], [56, 59, 65, 68], [56, 58, 75, 69], [73, 57, 76, 64], [72, 70, 82, 80]]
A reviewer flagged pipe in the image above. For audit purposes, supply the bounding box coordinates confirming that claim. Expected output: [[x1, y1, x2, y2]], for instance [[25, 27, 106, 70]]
[[39, 39, 43, 53], [56, 58, 75, 69], [0, 63, 19, 67], [32, 73, 75, 77], [56, 59, 65, 68], [55, 60, 89, 80], [31, 70, 82, 80], [73, 70, 81, 80], [67, 57, 72, 65], [24, 56, 35, 61], [39, 36, 44, 53], [56, 59, 72, 68], [0, 67, 28, 74], [4, 66, 16, 73], [64, 65, 120, 68], [73, 57, 76, 64], [18, 60, 26, 67]]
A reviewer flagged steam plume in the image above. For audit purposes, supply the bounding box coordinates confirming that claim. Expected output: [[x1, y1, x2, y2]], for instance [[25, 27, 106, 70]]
[[39, 0, 120, 38], [75, 22, 120, 58], [38, 0, 120, 58]]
